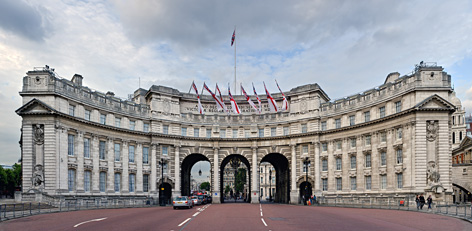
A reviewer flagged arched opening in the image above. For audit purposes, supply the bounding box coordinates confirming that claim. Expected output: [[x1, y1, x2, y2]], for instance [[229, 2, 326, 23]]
[[181, 153, 211, 196], [159, 182, 172, 205], [260, 153, 290, 204], [220, 154, 251, 203], [299, 181, 312, 205]]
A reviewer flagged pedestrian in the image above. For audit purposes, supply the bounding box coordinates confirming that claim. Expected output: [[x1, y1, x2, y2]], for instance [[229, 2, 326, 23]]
[[419, 194, 425, 210], [427, 195, 433, 210], [313, 194, 317, 205], [310, 195, 313, 205], [415, 195, 420, 210], [302, 194, 306, 205]]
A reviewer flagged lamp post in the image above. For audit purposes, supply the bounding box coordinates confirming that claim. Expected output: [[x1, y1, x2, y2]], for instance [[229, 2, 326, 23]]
[[159, 158, 166, 206], [269, 168, 272, 202], [230, 157, 241, 200], [303, 157, 311, 205]]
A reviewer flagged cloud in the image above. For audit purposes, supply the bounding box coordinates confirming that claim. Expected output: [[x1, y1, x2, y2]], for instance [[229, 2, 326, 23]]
[[0, 0, 48, 41]]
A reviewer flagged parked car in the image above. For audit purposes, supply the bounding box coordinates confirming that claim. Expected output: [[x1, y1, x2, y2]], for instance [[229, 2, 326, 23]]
[[205, 195, 212, 204], [190, 196, 201, 205], [198, 195, 206, 204], [173, 196, 193, 209]]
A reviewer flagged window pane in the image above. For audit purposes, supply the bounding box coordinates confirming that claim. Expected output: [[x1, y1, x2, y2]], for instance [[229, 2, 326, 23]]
[[143, 147, 149, 164], [99, 172, 106, 192], [84, 138, 90, 158], [114, 173, 121, 192], [84, 171, 91, 192], [68, 134, 75, 156], [114, 143, 121, 161], [129, 145, 135, 163], [99, 141, 106, 160]]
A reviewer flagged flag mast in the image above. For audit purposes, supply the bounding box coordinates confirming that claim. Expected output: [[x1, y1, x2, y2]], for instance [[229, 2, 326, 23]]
[[234, 26, 237, 94]]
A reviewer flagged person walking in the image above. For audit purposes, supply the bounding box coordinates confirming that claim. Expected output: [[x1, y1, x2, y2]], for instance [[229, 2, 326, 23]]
[[415, 195, 420, 210], [427, 195, 433, 210], [419, 194, 426, 210]]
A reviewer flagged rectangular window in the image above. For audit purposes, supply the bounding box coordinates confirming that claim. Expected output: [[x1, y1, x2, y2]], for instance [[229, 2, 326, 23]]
[[114, 143, 121, 161], [114, 173, 121, 192], [245, 130, 250, 138], [85, 110, 91, 121], [99, 172, 106, 192], [350, 138, 356, 148], [336, 178, 342, 191], [163, 163, 168, 174], [99, 141, 106, 160], [129, 121, 135, 130], [396, 149, 403, 164], [163, 125, 169, 134], [395, 101, 402, 113], [271, 127, 276, 137], [129, 145, 135, 163], [365, 135, 371, 146], [283, 126, 289, 135], [143, 174, 149, 192], [336, 141, 342, 150], [397, 173, 403, 189], [69, 105, 75, 116], [100, 114, 106, 125], [349, 115, 355, 126], [220, 129, 226, 138], [335, 119, 341, 129], [365, 176, 372, 190], [380, 151, 387, 166], [84, 138, 90, 158], [233, 129, 238, 138], [322, 143, 327, 152], [365, 154, 371, 168], [206, 128, 212, 138], [301, 124, 307, 133], [322, 159, 328, 171], [350, 156, 356, 169], [143, 147, 149, 164], [321, 121, 327, 131], [68, 169, 75, 191], [68, 134, 75, 156], [143, 123, 149, 132], [302, 145, 308, 154], [162, 146, 168, 155], [322, 179, 328, 191], [259, 128, 264, 137], [115, 118, 121, 127], [350, 177, 357, 190], [397, 127, 402, 139], [364, 111, 370, 122], [380, 175, 387, 189], [129, 174, 135, 192], [84, 171, 91, 192], [336, 158, 342, 171], [379, 106, 385, 118], [181, 127, 187, 136], [381, 132, 387, 142], [194, 128, 200, 137]]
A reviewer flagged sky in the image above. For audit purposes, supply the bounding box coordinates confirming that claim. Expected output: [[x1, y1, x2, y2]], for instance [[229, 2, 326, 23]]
[[1, 0, 472, 165]]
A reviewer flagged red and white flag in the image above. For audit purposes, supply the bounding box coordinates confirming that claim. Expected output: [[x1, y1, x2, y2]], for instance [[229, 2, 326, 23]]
[[231, 30, 235, 46], [228, 83, 240, 114], [203, 82, 225, 111], [215, 83, 228, 113], [252, 83, 262, 113], [241, 84, 258, 112], [264, 82, 278, 113], [191, 81, 204, 114], [275, 80, 289, 111]]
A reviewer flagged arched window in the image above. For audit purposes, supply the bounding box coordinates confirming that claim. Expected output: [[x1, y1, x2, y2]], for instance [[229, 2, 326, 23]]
[[452, 132, 455, 144], [459, 131, 463, 141]]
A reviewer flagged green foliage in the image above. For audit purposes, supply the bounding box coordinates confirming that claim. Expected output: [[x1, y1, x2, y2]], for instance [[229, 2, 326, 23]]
[[0, 164, 22, 197], [234, 168, 246, 193], [0, 166, 7, 193], [200, 181, 210, 191], [224, 185, 231, 194]]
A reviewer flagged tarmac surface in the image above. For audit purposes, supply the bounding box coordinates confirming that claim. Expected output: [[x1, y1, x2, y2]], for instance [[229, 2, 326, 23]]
[[1, 202, 471, 231]]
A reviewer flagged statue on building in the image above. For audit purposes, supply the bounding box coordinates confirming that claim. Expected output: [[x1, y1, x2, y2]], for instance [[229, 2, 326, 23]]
[[427, 161, 440, 185], [426, 121, 438, 142], [32, 164, 44, 188], [33, 124, 44, 145]]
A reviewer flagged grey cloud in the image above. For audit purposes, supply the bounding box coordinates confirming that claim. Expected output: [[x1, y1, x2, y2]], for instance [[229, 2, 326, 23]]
[[0, 0, 47, 41]]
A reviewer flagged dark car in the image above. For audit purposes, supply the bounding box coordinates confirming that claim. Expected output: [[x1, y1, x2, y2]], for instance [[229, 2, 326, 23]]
[[205, 195, 212, 204], [198, 195, 206, 204]]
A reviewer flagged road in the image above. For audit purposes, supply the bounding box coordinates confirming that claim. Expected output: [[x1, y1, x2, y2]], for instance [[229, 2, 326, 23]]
[[1, 203, 471, 231]]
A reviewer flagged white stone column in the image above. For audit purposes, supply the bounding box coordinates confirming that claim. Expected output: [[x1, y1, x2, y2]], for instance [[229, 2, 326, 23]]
[[313, 142, 320, 194], [212, 147, 221, 203], [290, 144, 298, 204], [23, 124, 34, 191], [136, 143, 143, 193], [106, 138, 114, 193], [173, 145, 181, 196], [122, 141, 129, 193], [91, 135, 100, 193], [76, 131, 84, 192], [251, 146, 259, 203], [57, 126, 68, 192], [151, 143, 157, 194]]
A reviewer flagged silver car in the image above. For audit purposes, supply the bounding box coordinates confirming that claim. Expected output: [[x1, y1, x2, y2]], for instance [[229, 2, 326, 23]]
[[173, 196, 193, 209]]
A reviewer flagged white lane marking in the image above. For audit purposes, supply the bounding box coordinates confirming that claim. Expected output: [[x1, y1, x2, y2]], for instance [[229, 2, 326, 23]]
[[261, 218, 268, 227], [260, 204, 263, 217], [73, 217, 107, 228], [178, 218, 192, 227], [193, 212, 200, 217]]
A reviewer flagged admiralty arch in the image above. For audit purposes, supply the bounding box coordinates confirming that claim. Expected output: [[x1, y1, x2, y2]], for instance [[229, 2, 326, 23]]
[[16, 63, 467, 204]]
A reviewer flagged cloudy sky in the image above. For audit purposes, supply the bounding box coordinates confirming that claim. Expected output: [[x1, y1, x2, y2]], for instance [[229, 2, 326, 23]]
[[1, 0, 472, 165]]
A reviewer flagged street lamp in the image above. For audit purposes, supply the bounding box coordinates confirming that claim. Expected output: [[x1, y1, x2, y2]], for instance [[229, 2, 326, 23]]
[[159, 158, 166, 206], [230, 157, 241, 200], [303, 157, 311, 205], [269, 168, 272, 202]]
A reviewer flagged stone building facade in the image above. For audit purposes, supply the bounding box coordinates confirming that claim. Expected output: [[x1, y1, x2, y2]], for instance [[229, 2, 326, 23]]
[[16, 63, 465, 204]]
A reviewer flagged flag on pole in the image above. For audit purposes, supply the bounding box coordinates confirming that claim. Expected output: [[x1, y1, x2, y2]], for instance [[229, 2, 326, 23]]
[[252, 83, 262, 113], [241, 84, 258, 112], [203, 82, 225, 111], [275, 80, 289, 111], [215, 83, 228, 113], [264, 82, 278, 113], [228, 83, 240, 114], [231, 30, 235, 46], [191, 81, 204, 114]]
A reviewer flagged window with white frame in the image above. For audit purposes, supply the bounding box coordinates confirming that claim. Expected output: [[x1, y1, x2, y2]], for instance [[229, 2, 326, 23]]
[[336, 158, 342, 171], [259, 128, 264, 137], [322, 143, 327, 152], [206, 128, 212, 138], [245, 130, 250, 138], [283, 126, 289, 135], [349, 115, 355, 126], [143, 174, 149, 192], [69, 105, 75, 116], [163, 125, 169, 134], [365, 176, 372, 190], [321, 121, 327, 131], [68, 134, 75, 156], [85, 109, 91, 121], [336, 140, 342, 150], [194, 128, 200, 137], [114, 143, 121, 161], [379, 106, 386, 118], [336, 178, 342, 190], [99, 141, 106, 160], [322, 179, 328, 191], [380, 175, 387, 189], [129, 145, 135, 163], [335, 119, 341, 129], [162, 146, 168, 155], [114, 173, 121, 192], [233, 129, 238, 138], [100, 114, 106, 125], [163, 163, 168, 174], [365, 135, 371, 146], [350, 177, 357, 190], [350, 155, 356, 169], [84, 138, 90, 158], [129, 174, 136, 192], [143, 147, 149, 164], [350, 138, 356, 148], [365, 154, 371, 168], [301, 124, 307, 133], [129, 121, 135, 130], [322, 159, 328, 171], [397, 127, 402, 139], [396, 173, 403, 189], [84, 170, 91, 192], [115, 117, 121, 127], [395, 101, 402, 113], [99, 172, 106, 192], [220, 129, 226, 138], [364, 111, 370, 122], [380, 151, 386, 166], [271, 127, 276, 137], [68, 169, 76, 191], [181, 127, 187, 136], [302, 145, 308, 154], [143, 123, 149, 132], [396, 149, 403, 164], [381, 132, 387, 142]]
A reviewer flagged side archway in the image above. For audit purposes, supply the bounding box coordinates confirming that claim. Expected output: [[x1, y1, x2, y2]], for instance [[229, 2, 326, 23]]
[[181, 153, 210, 196], [260, 153, 290, 204]]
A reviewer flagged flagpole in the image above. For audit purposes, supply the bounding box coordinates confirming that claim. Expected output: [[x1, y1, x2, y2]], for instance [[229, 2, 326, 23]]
[[234, 26, 237, 95]]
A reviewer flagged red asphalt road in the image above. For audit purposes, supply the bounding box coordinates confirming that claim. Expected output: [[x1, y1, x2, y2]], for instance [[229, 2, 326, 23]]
[[1, 203, 471, 231]]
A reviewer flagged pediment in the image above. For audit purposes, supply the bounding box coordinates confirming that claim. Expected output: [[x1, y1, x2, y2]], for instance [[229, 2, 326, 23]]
[[415, 94, 456, 111], [16, 98, 55, 115], [454, 136, 472, 153]]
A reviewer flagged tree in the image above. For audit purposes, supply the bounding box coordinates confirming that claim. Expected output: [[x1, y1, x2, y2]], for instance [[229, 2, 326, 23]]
[[0, 166, 7, 196], [224, 185, 231, 195], [234, 168, 246, 193], [200, 181, 210, 191]]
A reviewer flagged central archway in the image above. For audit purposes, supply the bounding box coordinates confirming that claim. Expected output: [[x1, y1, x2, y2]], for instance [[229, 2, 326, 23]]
[[220, 154, 251, 203], [181, 153, 210, 196], [260, 153, 290, 203]]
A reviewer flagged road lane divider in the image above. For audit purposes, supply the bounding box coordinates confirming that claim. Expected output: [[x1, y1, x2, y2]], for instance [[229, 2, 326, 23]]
[[73, 217, 107, 228], [261, 218, 268, 226], [178, 218, 192, 227]]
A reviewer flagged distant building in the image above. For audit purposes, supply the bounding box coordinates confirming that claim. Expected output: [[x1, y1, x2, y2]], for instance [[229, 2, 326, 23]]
[[451, 135, 472, 203], [260, 162, 276, 201]]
